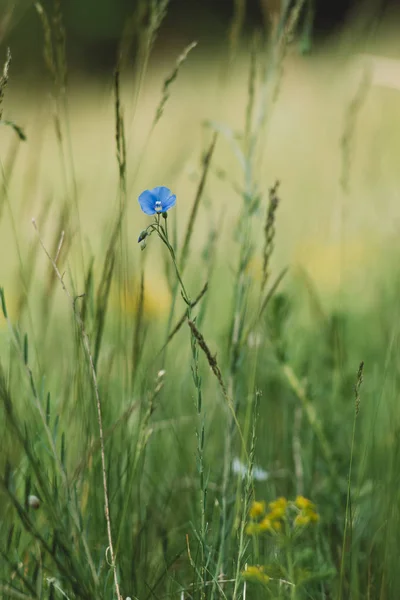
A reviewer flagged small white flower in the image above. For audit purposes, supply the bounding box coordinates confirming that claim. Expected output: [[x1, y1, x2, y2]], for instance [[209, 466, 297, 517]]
[[253, 465, 269, 482], [232, 458, 269, 482], [28, 495, 40, 509]]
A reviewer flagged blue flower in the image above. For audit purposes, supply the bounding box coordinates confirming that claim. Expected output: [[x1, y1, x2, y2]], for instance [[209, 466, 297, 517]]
[[138, 186, 176, 215]]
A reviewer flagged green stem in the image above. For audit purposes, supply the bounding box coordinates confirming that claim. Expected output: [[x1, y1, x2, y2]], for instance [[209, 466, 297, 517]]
[[155, 216, 191, 306], [154, 215, 208, 595], [286, 540, 297, 600], [339, 406, 358, 599]]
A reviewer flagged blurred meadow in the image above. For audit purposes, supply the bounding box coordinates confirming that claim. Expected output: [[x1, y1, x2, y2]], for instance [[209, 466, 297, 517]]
[[2, 0, 400, 599]]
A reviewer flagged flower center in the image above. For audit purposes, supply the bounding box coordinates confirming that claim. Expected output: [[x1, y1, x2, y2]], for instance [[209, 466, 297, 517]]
[[155, 200, 162, 212]]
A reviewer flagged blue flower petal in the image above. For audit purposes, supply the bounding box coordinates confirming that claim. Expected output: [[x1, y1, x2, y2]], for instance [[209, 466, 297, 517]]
[[162, 192, 176, 212], [153, 186, 172, 202], [138, 189, 157, 215], [152, 186, 176, 212]]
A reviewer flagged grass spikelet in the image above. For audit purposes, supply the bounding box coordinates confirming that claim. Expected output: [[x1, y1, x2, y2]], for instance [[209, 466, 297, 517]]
[[188, 319, 227, 398], [180, 133, 218, 271], [261, 180, 280, 292], [245, 32, 260, 151], [147, 0, 170, 50], [187, 319, 246, 454], [355, 360, 364, 416], [153, 40, 197, 128], [0, 47, 11, 120], [34, 3, 56, 83], [254, 0, 306, 143], [118, 3, 146, 69], [277, 0, 308, 49], [52, 0, 67, 93], [0, 48, 26, 140], [125, 0, 169, 131], [114, 63, 127, 190], [35, 0, 66, 93]]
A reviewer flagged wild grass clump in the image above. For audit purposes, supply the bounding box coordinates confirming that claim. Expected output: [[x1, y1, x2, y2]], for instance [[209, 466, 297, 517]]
[[1, 2, 400, 599]]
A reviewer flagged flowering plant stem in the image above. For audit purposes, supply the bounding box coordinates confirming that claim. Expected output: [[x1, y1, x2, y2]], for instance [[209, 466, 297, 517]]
[[150, 213, 209, 594], [150, 214, 191, 308]]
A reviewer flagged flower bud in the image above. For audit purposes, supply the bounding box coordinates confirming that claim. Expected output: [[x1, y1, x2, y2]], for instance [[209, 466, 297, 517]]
[[138, 230, 148, 243]]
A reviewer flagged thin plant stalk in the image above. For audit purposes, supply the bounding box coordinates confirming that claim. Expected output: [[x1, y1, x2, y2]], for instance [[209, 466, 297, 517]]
[[339, 361, 364, 599], [31, 219, 122, 600]]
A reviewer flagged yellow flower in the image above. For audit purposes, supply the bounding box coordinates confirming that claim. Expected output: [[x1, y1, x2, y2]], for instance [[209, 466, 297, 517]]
[[294, 496, 319, 526], [249, 501, 266, 519], [294, 496, 315, 511], [294, 507, 319, 527], [294, 514, 311, 527], [271, 520, 282, 532], [307, 510, 320, 523], [242, 565, 270, 585], [267, 506, 286, 520], [269, 497, 288, 512], [259, 517, 272, 531]]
